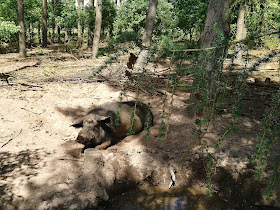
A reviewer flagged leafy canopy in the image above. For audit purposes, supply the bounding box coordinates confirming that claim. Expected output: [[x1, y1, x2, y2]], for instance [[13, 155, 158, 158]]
[[113, 0, 179, 42]]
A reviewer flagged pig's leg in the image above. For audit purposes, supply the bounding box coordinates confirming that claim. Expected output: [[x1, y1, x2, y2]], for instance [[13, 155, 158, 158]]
[[95, 140, 112, 150]]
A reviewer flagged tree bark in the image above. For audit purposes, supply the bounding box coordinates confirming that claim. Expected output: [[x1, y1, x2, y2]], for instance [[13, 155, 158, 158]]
[[78, 0, 82, 48], [56, 0, 61, 43], [142, 0, 158, 48], [42, 0, 48, 47], [92, 0, 102, 58], [88, 0, 94, 47], [29, 23, 33, 43], [81, 0, 85, 34], [191, 0, 232, 103], [116, 0, 121, 8], [135, 0, 158, 69], [65, 30, 68, 43], [201, 0, 232, 49], [57, 26, 61, 43], [17, 0, 27, 58], [51, 0, 55, 42], [38, 22, 41, 44], [235, 3, 246, 63]]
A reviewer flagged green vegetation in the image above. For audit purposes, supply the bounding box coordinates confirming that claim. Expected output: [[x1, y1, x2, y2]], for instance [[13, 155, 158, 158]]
[[0, 0, 280, 203]]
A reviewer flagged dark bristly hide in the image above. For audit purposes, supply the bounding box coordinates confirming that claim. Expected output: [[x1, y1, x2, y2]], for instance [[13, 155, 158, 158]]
[[72, 101, 153, 151]]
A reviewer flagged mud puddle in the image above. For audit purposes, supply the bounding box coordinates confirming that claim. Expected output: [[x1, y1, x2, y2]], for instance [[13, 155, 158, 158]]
[[97, 185, 234, 210]]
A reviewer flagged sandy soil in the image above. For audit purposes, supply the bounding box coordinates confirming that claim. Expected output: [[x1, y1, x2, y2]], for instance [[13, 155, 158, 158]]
[[0, 47, 280, 209]]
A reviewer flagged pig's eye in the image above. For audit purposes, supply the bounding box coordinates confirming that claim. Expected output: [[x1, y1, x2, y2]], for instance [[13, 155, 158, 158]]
[[85, 120, 94, 124]]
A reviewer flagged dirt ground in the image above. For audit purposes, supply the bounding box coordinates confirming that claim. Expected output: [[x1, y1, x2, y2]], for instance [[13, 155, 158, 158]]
[[0, 47, 280, 209]]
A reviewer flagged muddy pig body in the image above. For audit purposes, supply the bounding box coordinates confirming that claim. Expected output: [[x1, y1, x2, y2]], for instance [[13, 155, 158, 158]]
[[72, 101, 153, 150]]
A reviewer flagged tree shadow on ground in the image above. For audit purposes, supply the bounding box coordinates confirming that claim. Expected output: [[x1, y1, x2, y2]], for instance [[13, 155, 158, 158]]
[[0, 144, 108, 209], [54, 90, 279, 209], [0, 149, 48, 209]]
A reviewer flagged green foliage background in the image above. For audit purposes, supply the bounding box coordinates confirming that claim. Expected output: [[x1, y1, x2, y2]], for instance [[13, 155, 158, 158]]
[[113, 0, 182, 43]]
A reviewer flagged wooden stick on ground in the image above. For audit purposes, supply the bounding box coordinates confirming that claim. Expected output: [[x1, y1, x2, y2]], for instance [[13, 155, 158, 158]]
[[1, 129, 23, 148]]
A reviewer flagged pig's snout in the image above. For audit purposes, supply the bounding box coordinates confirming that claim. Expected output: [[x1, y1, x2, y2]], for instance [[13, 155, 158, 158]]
[[76, 134, 85, 143], [76, 131, 91, 144]]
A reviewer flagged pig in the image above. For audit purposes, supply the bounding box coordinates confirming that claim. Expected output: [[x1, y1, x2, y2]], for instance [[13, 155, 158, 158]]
[[72, 101, 153, 151]]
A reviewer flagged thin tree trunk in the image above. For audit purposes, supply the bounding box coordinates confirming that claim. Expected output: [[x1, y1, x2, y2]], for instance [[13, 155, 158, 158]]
[[92, 0, 102, 58], [258, 1, 265, 34], [38, 22, 41, 44], [235, 3, 246, 63], [142, 0, 158, 48], [81, 0, 85, 35], [17, 0, 26, 58], [65, 30, 68, 43], [78, 0, 82, 48], [116, 0, 121, 8], [57, 26, 61, 43], [56, 0, 61, 43], [51, 0, 55, 42], [42, 0, 48, 47], [189, 28, 192, 41], [135, 0, 158, 69], [29, 23, 33, 42], [88, 0, 94, 47], [65, 30, 69, 52]]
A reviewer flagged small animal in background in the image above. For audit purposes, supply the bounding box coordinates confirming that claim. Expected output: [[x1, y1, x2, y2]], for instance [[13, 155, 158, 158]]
[[127, 53, 137, 69], [72, 101, 153, 151]]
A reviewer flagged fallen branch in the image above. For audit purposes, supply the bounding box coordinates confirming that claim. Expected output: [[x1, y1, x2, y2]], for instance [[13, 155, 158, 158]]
[[21, 107, 41, 115], [2, 60, 40, 74], [1, 129, 23, 148], [58, 158, 82, 162]]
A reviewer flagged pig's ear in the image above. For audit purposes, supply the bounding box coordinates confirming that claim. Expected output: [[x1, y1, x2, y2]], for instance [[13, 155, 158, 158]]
[[98, 116, 111, 124], [71, 118, 84, 128], [98, 116, 114, 134]]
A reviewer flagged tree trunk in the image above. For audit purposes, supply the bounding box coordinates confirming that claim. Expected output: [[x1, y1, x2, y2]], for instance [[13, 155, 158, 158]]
[[88, 0, 94, 47], [81, 0, 85, 34], [56, 0, 61, 43], [92, 0, 102, 58], [29, 23, 33, 43], [57, 26, 61, 43], [189, 28, 192, 41], [235, 3, 246, 63], [191, 0, 232, 103], [38, 22, 41, 44], [51, 0, 55, 42], [42, 0, 48, 47], [142, 0, 158, 48], [135, 0, 158, 69], [201, 0, 232, 49], [65, 30, 68, 43], [17, 0, 27, 58], [116, 0, 121, 8], [78, 0, 82, 48]]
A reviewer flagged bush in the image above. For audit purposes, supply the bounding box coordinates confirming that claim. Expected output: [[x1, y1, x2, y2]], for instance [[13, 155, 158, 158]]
[[0, 17, 20, 42], [115, 31, 140, 43]]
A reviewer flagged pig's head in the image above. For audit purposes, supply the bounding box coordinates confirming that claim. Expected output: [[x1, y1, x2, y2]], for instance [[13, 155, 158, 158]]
[[72, 113, 111, 148]]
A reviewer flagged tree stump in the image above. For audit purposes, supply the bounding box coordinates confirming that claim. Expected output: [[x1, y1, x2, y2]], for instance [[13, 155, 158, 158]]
[[83, 148, 104, 173]]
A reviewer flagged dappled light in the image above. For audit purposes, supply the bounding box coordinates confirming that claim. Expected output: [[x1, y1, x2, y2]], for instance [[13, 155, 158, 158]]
[[1, 0, 280, 208]]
